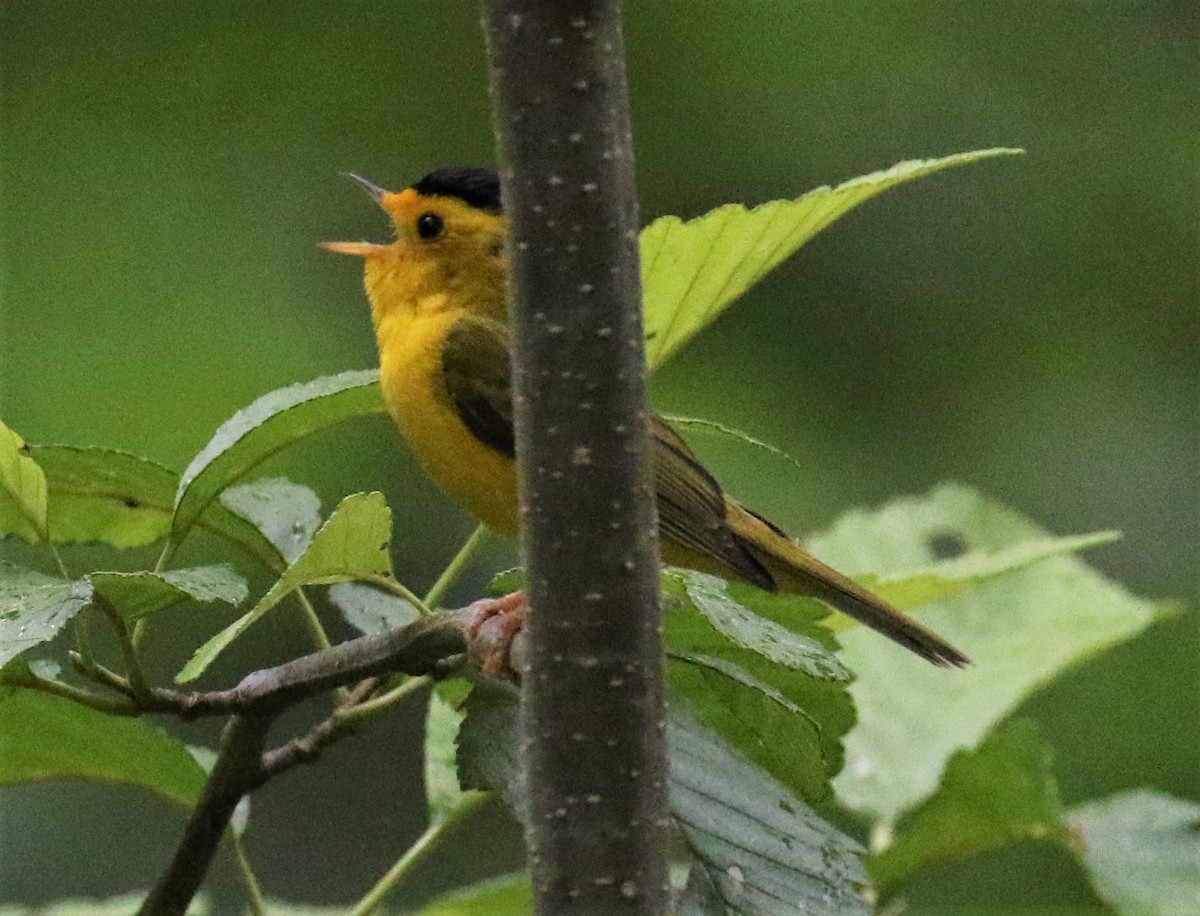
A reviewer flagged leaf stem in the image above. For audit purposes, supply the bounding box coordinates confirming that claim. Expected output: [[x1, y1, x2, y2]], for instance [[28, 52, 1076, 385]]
[[94, 595, 152, 699], [423, 524, 488, 608], [349, 793, 488, 916], [231, 834, 267, 916], [337, 674, 431, 724], [2, 667, 137, 716], [294, 586, 332, 650], [366, 575, 432, 618]]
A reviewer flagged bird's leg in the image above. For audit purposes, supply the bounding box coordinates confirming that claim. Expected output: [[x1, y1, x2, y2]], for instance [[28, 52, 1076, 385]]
[[461, 591, 529, 681]]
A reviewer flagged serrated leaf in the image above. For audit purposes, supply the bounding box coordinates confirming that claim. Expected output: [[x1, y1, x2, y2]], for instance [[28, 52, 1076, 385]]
[[0, 421, 48, 543], [177, 491, 394, 682], [0, 563, 92, 667], [418, 874, 533, 915], [663, 571, 853, 802], [425, 690, 482, 824], [329, 581, 419, 635], [1069, 791, 1200, 916], [487, 567, 525, 597], [672, 707, 870, 916], [456, 687, 869, 915], [29, 444, 284, 568], [870, 719, 1067, 894], [0, 688, 207, 807], [221, 476, 321, 563], [89, 565, 247, 623], [640, 149, 1023, 367], [171, 369, 385, 548], [818, 484, 1162, 822]]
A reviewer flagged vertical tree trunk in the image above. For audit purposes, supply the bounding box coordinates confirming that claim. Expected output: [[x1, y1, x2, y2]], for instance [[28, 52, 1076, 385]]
[[482, 3, 670, 914]]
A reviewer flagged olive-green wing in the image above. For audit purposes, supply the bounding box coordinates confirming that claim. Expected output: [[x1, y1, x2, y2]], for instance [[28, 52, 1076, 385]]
[[650, 416, 774, 589], [441, 320, 771, 588], [441, 317, 515, 458]]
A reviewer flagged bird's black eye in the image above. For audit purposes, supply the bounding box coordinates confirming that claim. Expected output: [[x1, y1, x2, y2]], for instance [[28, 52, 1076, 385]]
[[416, 212, 444, 240]]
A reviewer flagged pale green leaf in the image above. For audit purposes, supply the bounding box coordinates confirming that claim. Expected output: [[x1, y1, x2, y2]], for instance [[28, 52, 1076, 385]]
[[1069, 790, 1200, 916], [29, 444, 284, 568], [221, 476, 322, 563], [0, 421, 48, 543], [177, 491, 394, 682], [89, 565, 247, 623], [330, 581, 419, 635], [0, 688, 207, 808], [820, 484, 1162, 822], [641, 149, 1023, 367], [0, 895, 207, 916], [418, 874, 533, 915], [171, 369, 384, 547], [870, 719, 1067, 893], [0, 563, 92, 667], [425, 690, 482, 824]]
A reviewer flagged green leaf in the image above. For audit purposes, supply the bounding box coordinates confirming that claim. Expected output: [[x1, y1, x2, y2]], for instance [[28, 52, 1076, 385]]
[[0, 421, 48, 543], [0, 563, 92, 667], [456, 686, 869, 915], [177, 491, 394, 682], [221, 476, 322, 563], [0, 688, 208, 808], [817, 484, 1163, 823], [662, 414, 809, 478], [870, 719, 1067, 894], [1069, 790, 1200, 916], [418, 874, 533, 916], [171, 369, 384, 548], [30, 444, 284, 568], [89, 565, 247, 623], [425, 690, 482, 824], [486, 567, 525, 597], [671, 706, 870, 916], [640, 149, 1023, 368], [329, 581, 419, 635], [663, 571, 853, 802]]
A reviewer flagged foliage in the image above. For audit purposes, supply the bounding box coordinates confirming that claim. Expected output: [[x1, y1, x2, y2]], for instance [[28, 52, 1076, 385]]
[[0, 153, 1189, 914]]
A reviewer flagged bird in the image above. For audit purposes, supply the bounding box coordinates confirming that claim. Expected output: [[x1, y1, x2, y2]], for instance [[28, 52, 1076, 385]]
[[324, 166, 969, 668]]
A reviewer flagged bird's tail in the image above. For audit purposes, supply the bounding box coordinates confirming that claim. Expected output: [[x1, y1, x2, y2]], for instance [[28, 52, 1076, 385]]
[[729, 503, 971, 668]]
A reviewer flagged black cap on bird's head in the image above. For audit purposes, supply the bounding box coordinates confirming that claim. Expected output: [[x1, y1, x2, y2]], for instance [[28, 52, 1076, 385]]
[[412, 167, 502, 212]]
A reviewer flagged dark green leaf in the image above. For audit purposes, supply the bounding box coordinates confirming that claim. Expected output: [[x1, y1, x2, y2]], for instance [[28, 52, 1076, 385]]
[[456, 687, 870, 915], [0, 421, 48, 543], [171, 369, 384, 547], [1069, 790, 1200, 916], [89, 565, 247, 623], [671, 706, 870, 916], [177, 491, 394, 682], [663, 571, 853, 803], [870, 719, 1067, 893], [329, 581, 419, 635], [221, 476, 321, 563], [0, 563, 91, 667], [0, 688, 207, 807], [816, 484, 1163, 822]]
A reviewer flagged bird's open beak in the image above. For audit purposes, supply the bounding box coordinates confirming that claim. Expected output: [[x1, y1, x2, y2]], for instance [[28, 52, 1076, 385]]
[[320, 173, 396, 256]]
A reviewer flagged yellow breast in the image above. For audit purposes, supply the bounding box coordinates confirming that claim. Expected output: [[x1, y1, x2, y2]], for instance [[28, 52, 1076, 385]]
[[376, 307, 520, 536]]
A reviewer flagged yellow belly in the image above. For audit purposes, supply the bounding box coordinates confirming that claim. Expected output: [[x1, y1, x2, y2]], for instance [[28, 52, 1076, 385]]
[[378, 309, 519, 536]]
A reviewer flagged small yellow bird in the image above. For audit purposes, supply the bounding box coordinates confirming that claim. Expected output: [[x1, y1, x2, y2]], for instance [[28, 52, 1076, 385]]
[[325, 167, 968, 667]]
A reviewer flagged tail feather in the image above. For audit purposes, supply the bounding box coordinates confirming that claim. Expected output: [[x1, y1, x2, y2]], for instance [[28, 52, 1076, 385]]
[[729, 503, 971, 668]]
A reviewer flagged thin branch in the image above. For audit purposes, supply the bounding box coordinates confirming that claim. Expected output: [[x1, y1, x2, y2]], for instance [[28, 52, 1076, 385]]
[[423, 523, 488, 608]]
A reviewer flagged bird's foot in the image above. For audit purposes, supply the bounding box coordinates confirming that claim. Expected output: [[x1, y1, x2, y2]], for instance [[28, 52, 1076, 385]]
[[461, 590, 529, 682]]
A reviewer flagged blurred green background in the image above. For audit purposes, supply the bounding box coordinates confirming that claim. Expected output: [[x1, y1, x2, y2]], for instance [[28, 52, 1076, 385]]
[[1, 1, 1196, 912]]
